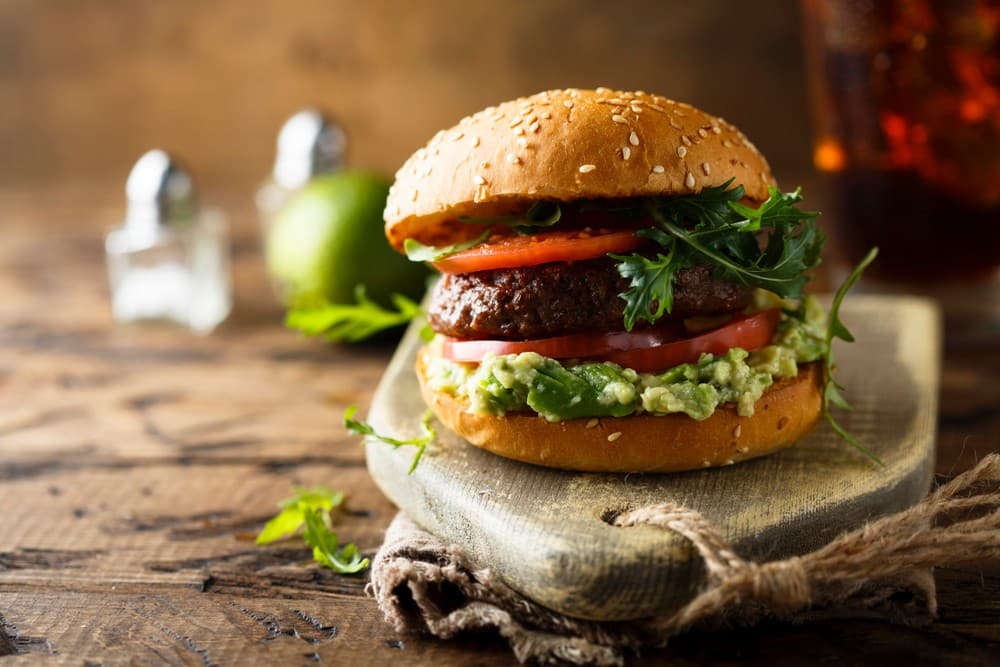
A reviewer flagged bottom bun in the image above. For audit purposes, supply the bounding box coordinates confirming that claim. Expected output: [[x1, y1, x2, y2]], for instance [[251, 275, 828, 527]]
[[416, 347, 824, 473]]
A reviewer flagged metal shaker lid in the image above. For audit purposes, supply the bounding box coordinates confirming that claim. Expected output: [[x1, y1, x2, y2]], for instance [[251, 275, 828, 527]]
[[272, 109, 347, 189], [124, 149, 197, 233]]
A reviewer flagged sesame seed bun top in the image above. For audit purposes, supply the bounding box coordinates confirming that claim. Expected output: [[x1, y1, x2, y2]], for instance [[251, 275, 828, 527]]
[[384, 88, 776, 252]]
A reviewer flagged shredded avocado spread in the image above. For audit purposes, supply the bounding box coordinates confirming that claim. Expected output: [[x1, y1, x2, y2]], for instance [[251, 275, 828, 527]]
[[427, 294, 828, 422]]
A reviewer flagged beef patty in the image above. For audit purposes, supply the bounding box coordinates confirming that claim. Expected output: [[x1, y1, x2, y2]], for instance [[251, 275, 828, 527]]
[[429, 258, 751, 340]]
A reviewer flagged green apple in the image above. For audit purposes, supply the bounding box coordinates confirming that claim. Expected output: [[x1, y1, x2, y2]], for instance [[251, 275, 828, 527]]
[[266, 171, 428, 306]]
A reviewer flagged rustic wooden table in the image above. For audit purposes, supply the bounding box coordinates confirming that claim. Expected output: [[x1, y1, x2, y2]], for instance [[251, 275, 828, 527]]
[[2, 191, 998, 665]]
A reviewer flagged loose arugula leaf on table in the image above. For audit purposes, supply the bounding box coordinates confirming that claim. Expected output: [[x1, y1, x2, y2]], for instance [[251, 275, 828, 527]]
[[344, 405, 436, 473], [256, 486, 368, 574], [404, 229, 492, 262], [823, 247, 881, 464], [285, 285, 422, 343], [256, 485, 344, 545], [302, 508, 369, 574]]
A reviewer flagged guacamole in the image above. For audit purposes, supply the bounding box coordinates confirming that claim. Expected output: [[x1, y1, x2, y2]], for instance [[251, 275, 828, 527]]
[[426, 296, 828, 422]]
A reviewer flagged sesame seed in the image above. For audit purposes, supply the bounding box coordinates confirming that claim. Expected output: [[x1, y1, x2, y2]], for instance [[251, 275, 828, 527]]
[[578, 164, 597, 173], [685, 172, 696, 188], [732, 424, 742, 438], [607, 97, 626, 105], [724, 459, 735, 465], [542, 111, 552, 119], [509, 118, 522, 128], [648, 103, 666, 112], [629, 131, 640, 146], [681, 135, 692, 146], [472, 136, 481, 147], [422, 166, 432, 176], [585, 418, 599, 429], [451, 132, 464, 141], [674, 110, 686, 117], [529, 121, 540, 133], [595, 86, 611, 93], [761, 171, 769, 182], [676, 146, 687, 158], [721, 139, 733, 148], [631, 103, 643, 113], [506, 153, 520, 165], [697, 127, 708, 138], [702, 460, 712, 467], [622, 146, 631, 160], [611, 114, 627, 124], [702, 162, 711, 176], [411, 190, 418, 201], [777, 416, 790, 430], [480, 161, 490, 169], [474, 175, 486, 185], [669, 120, 683, 130], [514, 127, 525, 136], [652, 165, 665, 174], [563, 100, 574, 108], [516, 137, 528, 148], [712, 125, 722, 134], [739, 446, 750, 454], [607, 431, 622, 442]]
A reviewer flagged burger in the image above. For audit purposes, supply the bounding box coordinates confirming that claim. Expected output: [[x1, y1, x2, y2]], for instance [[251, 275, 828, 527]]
[[382, 88, 836, 473]]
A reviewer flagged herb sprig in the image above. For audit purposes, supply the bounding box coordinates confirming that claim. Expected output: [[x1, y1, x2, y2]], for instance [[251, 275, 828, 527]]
[[286, 286, 423, 343], [256, 486, 369, 574], [823, 247, 881, 464], [344, 405, 435, 473], [613, 180, 822, 330]]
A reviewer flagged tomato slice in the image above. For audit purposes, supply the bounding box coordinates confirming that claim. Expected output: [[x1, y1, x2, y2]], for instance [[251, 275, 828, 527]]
[[432, 229, 645, 274], [440, 309, 781, 373]]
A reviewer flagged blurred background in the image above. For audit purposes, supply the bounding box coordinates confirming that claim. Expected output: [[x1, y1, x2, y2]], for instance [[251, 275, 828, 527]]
[[0, 0, 813, 200]]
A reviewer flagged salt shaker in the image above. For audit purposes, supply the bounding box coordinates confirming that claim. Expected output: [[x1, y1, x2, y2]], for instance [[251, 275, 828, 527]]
[[105, 150, 232, 333], [255, 108, 347, 235]]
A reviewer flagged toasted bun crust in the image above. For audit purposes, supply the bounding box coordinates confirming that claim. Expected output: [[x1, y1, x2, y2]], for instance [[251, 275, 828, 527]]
[[416, 347, 822, 473], [385, 88, 775, 251]]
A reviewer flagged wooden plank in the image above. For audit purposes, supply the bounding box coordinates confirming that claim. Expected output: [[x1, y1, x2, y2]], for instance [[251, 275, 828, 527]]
[[366, 295, 939, 620]]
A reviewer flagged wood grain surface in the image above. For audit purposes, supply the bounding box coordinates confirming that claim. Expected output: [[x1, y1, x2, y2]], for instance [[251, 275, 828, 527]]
[[1, 192, 998, 664]]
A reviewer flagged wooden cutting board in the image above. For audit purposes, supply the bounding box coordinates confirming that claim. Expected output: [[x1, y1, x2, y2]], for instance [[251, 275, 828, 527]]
[[364, 295, 939, 621]]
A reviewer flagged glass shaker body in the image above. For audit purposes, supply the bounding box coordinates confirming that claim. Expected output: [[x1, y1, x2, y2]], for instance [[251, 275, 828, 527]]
[[105, 209, 231, 333]]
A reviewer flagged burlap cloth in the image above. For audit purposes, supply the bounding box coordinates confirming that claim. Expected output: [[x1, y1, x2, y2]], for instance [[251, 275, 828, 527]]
[[367, 454, 1000, 665]]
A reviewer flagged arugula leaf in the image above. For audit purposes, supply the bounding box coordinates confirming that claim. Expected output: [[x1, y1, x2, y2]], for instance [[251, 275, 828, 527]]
[[653, 179, 746, 228], [256, 486, 369, 574], [610, 183, 823, 330], [344, 405, 435, 473], [404, 229, 492, 262], [611, 243, 683, 331], [302, 508, 370, 574], [823, 247, 881, 464], [458, 200, 562, 234], [286, 286, 422, 343], [256, 486, 344, 545]]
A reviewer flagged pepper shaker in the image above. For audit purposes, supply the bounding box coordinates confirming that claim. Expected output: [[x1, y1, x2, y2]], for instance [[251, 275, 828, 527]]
[[105, 150, 232, 333], [255, 108, 347, 236]]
